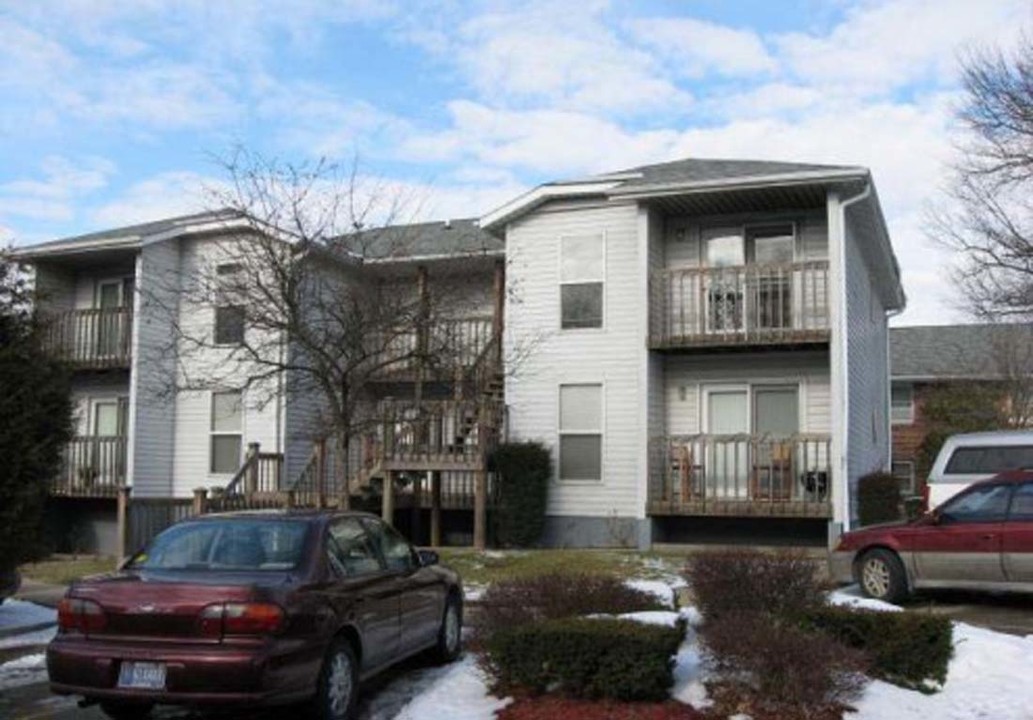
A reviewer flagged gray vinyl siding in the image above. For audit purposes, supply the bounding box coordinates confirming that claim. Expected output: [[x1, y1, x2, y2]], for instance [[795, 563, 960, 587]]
[[663, 210, 828, 269], [131, 241, 179, 498], [505, 200, 645, 519], [663, 352, 831, 435], [33, 265, 76, 312], [843, 208, 890, 522]]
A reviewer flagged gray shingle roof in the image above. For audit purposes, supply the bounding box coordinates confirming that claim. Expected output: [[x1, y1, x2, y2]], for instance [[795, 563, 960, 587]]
[[338, 218, 502, 260], [599, 157, 865, 189], [18, 209, 236, 252], [891, 324, 1033, 379]]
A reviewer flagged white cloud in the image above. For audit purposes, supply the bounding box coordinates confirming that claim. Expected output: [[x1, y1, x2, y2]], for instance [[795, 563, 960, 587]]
[[88, 172, 219, 228], [775, 0, 1029, 96], [0, 156, 116, 223], [420, 2, 691, 115], [629, 17, 777, 78]]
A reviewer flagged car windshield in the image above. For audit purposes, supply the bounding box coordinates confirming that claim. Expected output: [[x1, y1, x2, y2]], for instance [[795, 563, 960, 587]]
[[127, 519, 309, 571]]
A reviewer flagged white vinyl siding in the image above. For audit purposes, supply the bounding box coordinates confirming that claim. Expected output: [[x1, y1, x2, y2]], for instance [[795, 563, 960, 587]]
[[843, 203, 890, 523], [505, 201, 643, 519], [664, 352, 831, 435]]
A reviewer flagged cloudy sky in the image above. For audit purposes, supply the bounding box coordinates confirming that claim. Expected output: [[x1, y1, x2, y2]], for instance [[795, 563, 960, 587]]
[[1, 0, 1030, 324]]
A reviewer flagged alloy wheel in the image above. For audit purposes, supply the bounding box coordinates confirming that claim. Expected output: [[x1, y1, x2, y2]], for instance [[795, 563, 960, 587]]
[[862, 557, 891, 598]]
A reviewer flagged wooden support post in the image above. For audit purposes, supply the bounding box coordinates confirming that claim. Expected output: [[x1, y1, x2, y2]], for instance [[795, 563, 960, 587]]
[[245, 442, 260, 495], [473, 469, 487, 550], [382, 470, 395, 524], [492, 259, 505, 341], [284, 489, 296, 510], [116, 485, 131, 563], [430, 471, 442, 547], [192, 487, 208, 516], [411, 472, 424, 544]]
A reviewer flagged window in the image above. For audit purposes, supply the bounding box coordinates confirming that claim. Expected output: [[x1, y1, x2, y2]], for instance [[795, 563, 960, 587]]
[[939, 483, 1012, 524], [327, 518, 383, 576], [891, 383, 913, 425], [363, 519, 414, 572], [210, 391, 242, 474], [559, 384, 602, 481], [748, 225, 795, 265], [214, 305, 245, 345], [892, 461, 916, 494], [1009, 483, 1033, 521], [560, 235, 604, 329], [214, 262, 245, 345], [128, 519, 308, 571], [945, 445, 1033, 475]]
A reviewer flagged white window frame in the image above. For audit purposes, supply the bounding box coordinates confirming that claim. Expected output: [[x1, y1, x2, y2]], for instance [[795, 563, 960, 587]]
[[214, 263, 246, 347], [210, 390, 244, 475], [891, 382, 914, 425], [699, 381, 804, 434], [557, 382, 604, 483], [558, 233, 606, 331]]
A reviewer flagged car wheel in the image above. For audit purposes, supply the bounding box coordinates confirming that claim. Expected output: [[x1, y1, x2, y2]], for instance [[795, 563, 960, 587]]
[[433, 596, 462, 664], [315, 639, 358, 720], [99, 701, 153, 720], [857, 548, 908, 603]]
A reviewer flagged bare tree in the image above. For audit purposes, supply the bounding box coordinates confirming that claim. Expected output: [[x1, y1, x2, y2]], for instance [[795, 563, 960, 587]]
[[930, 33, 1033, 320], [144, 150, 505, 502]]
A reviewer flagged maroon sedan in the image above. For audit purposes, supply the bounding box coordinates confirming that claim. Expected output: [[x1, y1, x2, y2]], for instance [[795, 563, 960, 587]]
[[47, 510, 463, 720], [830, 471, 1033, 602]]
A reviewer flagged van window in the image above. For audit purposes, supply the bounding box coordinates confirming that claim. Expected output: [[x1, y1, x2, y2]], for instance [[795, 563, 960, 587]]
[[944, 445, 1033, 475]]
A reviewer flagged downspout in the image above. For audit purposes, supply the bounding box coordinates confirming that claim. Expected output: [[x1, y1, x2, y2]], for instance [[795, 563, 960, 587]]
[[836, 181, 872, 532]]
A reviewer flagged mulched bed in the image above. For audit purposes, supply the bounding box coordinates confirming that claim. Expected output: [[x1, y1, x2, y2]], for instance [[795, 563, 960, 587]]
[[497, 696, 705, 720]]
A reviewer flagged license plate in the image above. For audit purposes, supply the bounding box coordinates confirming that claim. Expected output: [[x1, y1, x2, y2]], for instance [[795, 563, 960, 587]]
[[117, 661, 166, 690]]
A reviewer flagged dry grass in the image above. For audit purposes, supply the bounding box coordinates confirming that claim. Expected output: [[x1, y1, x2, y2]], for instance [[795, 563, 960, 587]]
[[20, 555, 117, 585]]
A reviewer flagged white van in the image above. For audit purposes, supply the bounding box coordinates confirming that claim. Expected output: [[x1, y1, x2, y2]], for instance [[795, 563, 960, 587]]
[[926, 430, 1033, 508]]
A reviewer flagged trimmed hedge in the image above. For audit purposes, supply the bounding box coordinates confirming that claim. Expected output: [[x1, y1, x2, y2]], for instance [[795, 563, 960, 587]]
[[490, 442, 551, 547], [477, 572, 664, 641], [858, 471, 902, 526], [685, 549, 826, 623], [488, 618, 685, 701], [803, 606, 953, 689], [703, 611, 867, 707]]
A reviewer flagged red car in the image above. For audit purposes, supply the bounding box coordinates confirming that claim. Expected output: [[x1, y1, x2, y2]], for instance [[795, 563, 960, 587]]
[[46, 510, 463, 720], [830, 470, 1033, 602]]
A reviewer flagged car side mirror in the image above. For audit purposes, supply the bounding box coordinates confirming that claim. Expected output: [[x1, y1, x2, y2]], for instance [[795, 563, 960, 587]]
[[417, 549, 439, 567]]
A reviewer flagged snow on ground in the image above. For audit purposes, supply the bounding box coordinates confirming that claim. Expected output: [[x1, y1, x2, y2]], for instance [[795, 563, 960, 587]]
[[0, 600, 56, 630], [390, 655, 511, 720], [830, 586, 903, 612], [626, 579, 677, 608], [849, 621, 1033, 720], [618, 610, 681, 626], [0, 625, 56, 649], [0, 652, 47, 690]]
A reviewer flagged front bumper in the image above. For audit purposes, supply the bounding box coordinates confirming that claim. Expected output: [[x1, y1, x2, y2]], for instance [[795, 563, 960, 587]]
[[47, 636, 312, 706], [827, 551, 856, 585]]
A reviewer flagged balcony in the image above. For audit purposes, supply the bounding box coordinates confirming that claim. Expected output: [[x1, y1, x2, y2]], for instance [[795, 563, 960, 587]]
[[42, 307, 133, 369], [648, 433, 832, 518], [651, 261, 829, 350], [52, 436, 127, 498], [372, 316, 497, 381]]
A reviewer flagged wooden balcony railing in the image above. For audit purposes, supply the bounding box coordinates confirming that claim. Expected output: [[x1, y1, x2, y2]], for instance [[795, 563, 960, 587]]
[[648, 433, 832, 517], [651, 261, 829, 349], [374, 398, 504, 472], [372, 316, 495, 379], [52, 436, 128, 498], [42, 307, 133, 368]]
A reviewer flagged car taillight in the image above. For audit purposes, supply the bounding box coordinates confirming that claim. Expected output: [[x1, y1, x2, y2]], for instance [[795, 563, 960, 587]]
[[57, 598, 107, 634], [198, 603, 285, 637]]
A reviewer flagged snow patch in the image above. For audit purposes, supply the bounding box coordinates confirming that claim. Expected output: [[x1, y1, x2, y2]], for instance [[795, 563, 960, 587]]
[[392, 655, 511, 720], [0, 652, 47, 690], [618, 610, 681, 627], [0, 625, 56, 649], [671, 625, 711, 709], [830, 586, 902, 612], [625, 579, 676, 608], [0, 600, 56, 629]]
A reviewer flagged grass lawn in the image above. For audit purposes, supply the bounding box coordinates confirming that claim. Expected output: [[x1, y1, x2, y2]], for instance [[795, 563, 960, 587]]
[[20, 555, 118, 585], [436, 548, 686, 587]]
